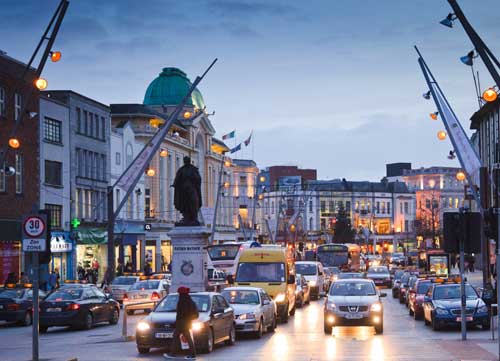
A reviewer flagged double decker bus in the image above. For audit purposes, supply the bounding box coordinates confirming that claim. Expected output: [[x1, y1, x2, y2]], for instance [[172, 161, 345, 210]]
[[316, 244, 361, 271]]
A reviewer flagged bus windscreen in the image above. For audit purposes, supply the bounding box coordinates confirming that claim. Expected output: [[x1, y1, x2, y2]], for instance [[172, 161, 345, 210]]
[[208, 244, 240, 261]]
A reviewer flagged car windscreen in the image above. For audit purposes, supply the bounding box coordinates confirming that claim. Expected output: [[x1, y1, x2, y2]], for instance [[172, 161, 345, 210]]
[[434, 285, 477, 300], [394, 270, 404, 280], [221, 290, 259, 305], [156, 294, 210, 313], [46, 289, 83, 301], [392, 253, 404, 258], [417, 281, 431, 294], [330, 281, 376, 296], [130, 281, 159, 290], [112, 277, 137, 285], [295, 264, 317, 276], [338, 273, 363, 279], [0, 289, 24, 299], [408, 277, 418, 287], [236, 262, 285, 283], [207, 245, 240, 261]]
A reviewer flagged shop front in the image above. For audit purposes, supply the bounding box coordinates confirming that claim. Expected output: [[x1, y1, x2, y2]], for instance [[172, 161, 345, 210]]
[[0, 219, 22, 283], [75, 227, 107, 283], [114, 222, 145, 273], [50, 231, 75, 281]]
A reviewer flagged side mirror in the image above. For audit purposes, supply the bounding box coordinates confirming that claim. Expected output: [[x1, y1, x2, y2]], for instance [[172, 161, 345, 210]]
[[379, 292, 387, 298], [213, 306, 225, 315], [288, 275, 296, 285], [263, 299, 270, 306], [318, 271, 323, 276]]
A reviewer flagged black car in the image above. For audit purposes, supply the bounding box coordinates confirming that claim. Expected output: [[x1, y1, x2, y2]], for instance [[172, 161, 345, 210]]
[[39, 285, 119, 332], [399, 273, 416, 304], [135, 292, 235, 354], [0, 285, 46, 326], [392, 270, 405, 298]]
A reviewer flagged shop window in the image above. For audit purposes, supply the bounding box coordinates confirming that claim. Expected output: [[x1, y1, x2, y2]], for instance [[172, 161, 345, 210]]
[[45, 203, 62, 229], [45, 160, 62, 186], [345, 201, 351, 210]]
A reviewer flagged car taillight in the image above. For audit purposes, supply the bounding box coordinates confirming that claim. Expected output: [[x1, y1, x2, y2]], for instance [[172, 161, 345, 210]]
[[7, 303, 20, 311], [66, 303, 80, 311], [151, 292, 160, 301], [123, 293, 128, 301]]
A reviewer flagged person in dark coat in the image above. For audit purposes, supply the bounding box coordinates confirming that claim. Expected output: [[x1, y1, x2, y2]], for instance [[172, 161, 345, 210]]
[[172, 156, 202, 226], [164, 286, 198, 359]]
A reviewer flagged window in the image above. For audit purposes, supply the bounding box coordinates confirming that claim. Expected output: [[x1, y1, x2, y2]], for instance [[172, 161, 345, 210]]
[[0, 161, 5, 192], [387, 202, 391, 214], [89, 112, 94, 137], [44, 117, 62, 143], [329, 201, 334, 212], [404, 202, 409, 214], [145, 188, 151, 217], [309, 200, 312, 212], [94, 114, 99, 139], [14, 93, 22, 121], [100, 117, 105, 140], [75, 189, 81, 218], [400, 203, 403, 214], [345, 201, 351, 210], [240, 176, 247, 186], [115, 189, 121, 213], [45, 160, 62, 186], [376, 201, 380, 213], [83, 111, 88, 135], [320, 201, 326, 212], [76, 107, 82, 133], [115, 152, 120, 166], [101, 155, 106, 181], [0, 86, 5, 116], [404, 220, 409, 232], [15, 154, 22, 194], [45, 204, 62, 229]]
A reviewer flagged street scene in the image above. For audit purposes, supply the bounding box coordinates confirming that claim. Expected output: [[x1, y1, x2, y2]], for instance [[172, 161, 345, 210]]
[[1, 0, 500, 360]]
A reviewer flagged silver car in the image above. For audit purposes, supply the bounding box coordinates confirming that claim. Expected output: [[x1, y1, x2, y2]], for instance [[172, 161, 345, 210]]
[[109, 276, 140, 303], [221, 287, 276, 338], [123, 279, 169, 315], [324, 279, 386, 335]]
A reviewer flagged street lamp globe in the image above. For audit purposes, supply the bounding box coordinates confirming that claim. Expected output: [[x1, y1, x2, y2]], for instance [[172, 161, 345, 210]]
[[146, 168, 156, 177], [482, 88, 498, 103], [8, 138, 20, 149], [35, 78, 48, 90], [159, 149, 168, 157], [223, 181, 230, 189], [224, 160, 231, 167], [149, 118, 164, 128], [437, 130, 447, 140], [456, 171, 466, 181], [183, 111, 192, 119], [50, 51, 62, 62], [259, 176, 266, 183], [290, 224, 296, 232]]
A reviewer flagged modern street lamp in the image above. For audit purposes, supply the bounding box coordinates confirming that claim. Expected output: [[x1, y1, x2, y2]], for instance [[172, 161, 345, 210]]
[[430, 111, 439, 120], [440, 13, 457, 28], [423, 91, 431, 100], [460, 50, 476, 66]]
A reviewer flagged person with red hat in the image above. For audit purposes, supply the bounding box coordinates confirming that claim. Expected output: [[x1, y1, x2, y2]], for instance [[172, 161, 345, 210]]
[[164, 286, 199, 360]]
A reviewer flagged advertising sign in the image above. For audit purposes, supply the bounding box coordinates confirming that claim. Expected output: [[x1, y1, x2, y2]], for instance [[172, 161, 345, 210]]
[[428, 254, 449, 277]]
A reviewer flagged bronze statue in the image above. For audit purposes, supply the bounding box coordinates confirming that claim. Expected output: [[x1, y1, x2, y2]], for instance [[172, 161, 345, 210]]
[[173, 156, 202, 226]]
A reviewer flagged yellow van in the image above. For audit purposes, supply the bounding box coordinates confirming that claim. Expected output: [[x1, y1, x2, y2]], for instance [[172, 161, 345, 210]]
[[234, 246, 296, 323]]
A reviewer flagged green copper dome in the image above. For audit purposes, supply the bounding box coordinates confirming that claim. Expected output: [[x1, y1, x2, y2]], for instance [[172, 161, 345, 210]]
[[143, 67, 205, 109]]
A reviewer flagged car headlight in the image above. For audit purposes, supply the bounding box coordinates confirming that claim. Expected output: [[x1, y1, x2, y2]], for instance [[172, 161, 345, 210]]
[[326, 302, 336, 311], [295, 289, 300, 295], [370, 302, 382, 312], [477, 305, 489, 314], [435, 308, 449, 316], [137, 321, 151, 332], [275, 293, 286, 303], [191, 321, 204, 332], [239, 313, 256, 320], [309, 280, 317, 287]]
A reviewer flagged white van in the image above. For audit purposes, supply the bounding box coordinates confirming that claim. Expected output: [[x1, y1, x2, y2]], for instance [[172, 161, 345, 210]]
[[295, 261, 325, 300]]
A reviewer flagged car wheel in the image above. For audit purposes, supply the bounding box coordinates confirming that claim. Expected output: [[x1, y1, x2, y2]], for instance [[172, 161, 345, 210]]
[[267, 315, 277, 332], [431, 315, 440, 331], [22, 311, 32, 326], [126, 309, 134, 316], [289, 304, 296, 316], [324, 323, 332, 335], [225, 323, 236, 345], [39, 326, 48, 333], [109, 308, 119, 325], [83, 312, 93, 330], [201, 327, 214, 353], [137, 347, 150, 354], [254, 319, 264, 339], [375, 322, 383, 335]]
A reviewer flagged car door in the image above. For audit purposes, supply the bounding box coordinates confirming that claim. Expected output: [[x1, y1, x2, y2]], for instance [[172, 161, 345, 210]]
[[260, 291, 273, 327], [423, 287, 432, 321], [216, 295, 232, 338], [211, 296, 225, 342], [87, 288, 105, 322], [93, 287, 112, 322], [317, 264, 325, 292]]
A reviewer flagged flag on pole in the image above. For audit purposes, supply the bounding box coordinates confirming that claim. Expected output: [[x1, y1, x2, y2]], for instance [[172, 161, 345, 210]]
[[230, 143, 241, 153], [222, 130, 235, 140], [244, 131, 253, 146]]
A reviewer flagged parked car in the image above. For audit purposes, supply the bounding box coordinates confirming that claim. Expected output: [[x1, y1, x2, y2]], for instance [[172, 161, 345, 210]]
[[397, 272, 412, 303], [135, 292, 235, 354], [423, 282, 489, 331], [39, 285, 119, 332], [295, 261, 325, 300], [366, 266, 391, 288], [221, 287, 276, 338], [324, 279, 385, 335], [392, 270, 405, 298], [408, 278, 433, 320], [390, 252, 405, 265], [404, 276, 418, 307], [0, 284, 45, 326], [109, 276, 140, 304], [123, 279, 169, 315], [294, 274, 311, 308]]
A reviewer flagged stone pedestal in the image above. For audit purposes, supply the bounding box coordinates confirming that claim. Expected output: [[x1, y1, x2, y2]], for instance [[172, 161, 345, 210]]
[[168, 226, 210, 293]]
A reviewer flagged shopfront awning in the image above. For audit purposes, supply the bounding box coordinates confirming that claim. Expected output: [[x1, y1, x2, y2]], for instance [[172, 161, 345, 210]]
[[121, 234, 138, 245], [76, 227, 107, 245], [0, 219, 21, 241]]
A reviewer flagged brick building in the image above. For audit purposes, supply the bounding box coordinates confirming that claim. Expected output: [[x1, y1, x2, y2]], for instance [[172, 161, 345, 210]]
[[0, 51, 40, 283], [258, 165, 317, 191]]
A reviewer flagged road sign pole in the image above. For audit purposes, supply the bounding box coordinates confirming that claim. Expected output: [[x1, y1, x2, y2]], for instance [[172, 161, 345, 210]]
[[459, 209, 467, 341], [32, 252, 39, 361]]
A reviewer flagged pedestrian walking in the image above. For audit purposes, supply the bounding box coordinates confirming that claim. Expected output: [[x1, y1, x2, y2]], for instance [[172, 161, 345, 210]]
[[101, 267, 113, 291], [469, 255, 475, 272], [144, 263, 153, 277], [164, 286, 198, 360], [116, 262, 124, 276], [49, 270, 57, 290], [450, 253, 456, 270]]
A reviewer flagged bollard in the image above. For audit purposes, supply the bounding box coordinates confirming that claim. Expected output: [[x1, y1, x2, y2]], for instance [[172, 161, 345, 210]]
[[122, 304, 128, 341], [491, 304, 497, 340]]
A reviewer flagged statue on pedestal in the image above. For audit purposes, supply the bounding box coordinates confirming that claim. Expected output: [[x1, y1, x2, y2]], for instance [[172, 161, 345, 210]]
[[173, 156, 202, 226]]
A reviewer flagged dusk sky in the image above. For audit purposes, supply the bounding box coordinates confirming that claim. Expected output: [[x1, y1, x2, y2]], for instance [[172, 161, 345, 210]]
[[2, 0, 499, 180]]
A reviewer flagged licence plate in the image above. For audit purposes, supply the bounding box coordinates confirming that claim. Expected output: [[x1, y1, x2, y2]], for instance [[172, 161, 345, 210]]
[[456, 316, 473, 322], [46, 307, 62, 312], [155, 332, 173, 339], [345, 313, 363, 319]]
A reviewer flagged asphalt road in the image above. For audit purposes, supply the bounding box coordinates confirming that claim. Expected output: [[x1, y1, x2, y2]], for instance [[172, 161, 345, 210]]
[[0, 274, 498, 361]]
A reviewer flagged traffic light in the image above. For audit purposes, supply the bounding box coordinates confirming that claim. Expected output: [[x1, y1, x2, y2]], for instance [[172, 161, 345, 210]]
[[37, 209, 52, 264]]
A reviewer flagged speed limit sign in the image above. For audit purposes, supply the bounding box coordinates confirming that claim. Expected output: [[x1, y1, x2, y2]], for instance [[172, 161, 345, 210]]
[[23, 216, 46, 238]]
